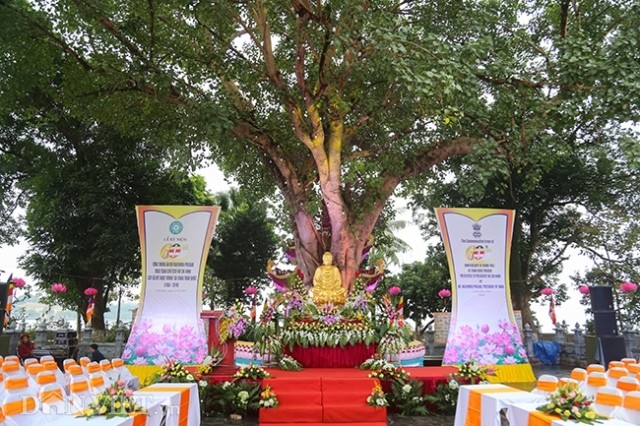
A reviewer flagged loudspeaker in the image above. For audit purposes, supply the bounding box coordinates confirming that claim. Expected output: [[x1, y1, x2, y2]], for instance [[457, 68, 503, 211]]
[[593, 311, 618, 336], [599, 336, 627, 365], [590, 286, 615, 311]]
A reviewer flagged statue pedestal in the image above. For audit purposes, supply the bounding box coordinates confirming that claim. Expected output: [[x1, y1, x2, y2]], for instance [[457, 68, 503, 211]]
[[284, 343, 376, 368]]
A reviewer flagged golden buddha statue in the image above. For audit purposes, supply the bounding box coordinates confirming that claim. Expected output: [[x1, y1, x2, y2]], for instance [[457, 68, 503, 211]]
[[312, 252, 347, 305]]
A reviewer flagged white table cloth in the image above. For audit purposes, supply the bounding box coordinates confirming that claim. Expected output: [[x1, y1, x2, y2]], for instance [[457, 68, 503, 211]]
[[507, 401, 637, 426], [454, 384, 547, 426], [136, 383, 200, 426]]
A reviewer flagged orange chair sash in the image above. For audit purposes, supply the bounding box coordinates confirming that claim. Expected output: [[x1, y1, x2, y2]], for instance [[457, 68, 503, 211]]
[[588, 377, 607, 386], [617, 382, 639, 392], [5, 377, 28, 390], [3, 396, 36, 416], [90, 377, 105, 387], [70, 381, 89, 393], [570, 371, 587, 381], [609, 370, 628, 379], [596, 393, 623, 406], [537, 381, 557, 392], [40, 388, 64, 403], [587, 366, 605, 373], [624, 395, 640, 409]]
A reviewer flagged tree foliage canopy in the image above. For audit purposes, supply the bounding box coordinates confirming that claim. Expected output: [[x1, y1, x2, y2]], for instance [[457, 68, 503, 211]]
[[2, 0, 640, 298]]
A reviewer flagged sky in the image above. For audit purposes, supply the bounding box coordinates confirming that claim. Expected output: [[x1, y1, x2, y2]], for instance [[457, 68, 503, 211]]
[[0, 162, 588, 332]]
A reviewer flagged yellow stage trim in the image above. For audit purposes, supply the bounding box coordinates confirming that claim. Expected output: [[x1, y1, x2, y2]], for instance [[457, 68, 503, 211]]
[[485, 364, 536, 384], [126, 365, 163, 387]]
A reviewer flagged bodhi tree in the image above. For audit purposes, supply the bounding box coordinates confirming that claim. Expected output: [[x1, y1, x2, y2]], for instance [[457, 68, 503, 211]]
[[3, 1, 640, 292]]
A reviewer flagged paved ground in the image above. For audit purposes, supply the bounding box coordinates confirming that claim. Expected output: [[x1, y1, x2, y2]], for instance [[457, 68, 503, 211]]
[[200, 363, 574, 425]]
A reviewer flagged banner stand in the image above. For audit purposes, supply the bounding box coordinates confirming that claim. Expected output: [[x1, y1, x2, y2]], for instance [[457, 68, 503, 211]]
[[436, 208, 535, 383]]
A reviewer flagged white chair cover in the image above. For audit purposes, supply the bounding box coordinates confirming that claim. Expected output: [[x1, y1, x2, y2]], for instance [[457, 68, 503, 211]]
[[617, 391, 640, 424], [1, 394, 45, 426], [88, 373, 107, 395], [594, 386, 623, 417], [617, 376, 640, 394], [607, 367, 629, 389], [38, 382, 69, 418], [584, 371, 608, 397], [532, 374, 558, 395]]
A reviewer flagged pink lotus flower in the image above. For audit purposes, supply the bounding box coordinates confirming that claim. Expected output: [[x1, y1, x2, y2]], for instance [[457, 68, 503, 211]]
[[578, 285, 590, 295], [117, 379, 126, 387], [51, 283, 67, 293], [11, 277, 26, 288], [388, 286, 402, 296], [84, 287, 98, 296], [244, 286, 257, 295], [125, 389, 133, 397], [438, 288, 452, 298], [620, 282, 638, 294], [540, 287, 554, 296], [109, 387, 117, 395]]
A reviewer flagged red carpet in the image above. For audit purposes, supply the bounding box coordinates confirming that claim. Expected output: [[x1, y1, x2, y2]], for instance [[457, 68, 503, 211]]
[[258, 367, 455, 425]]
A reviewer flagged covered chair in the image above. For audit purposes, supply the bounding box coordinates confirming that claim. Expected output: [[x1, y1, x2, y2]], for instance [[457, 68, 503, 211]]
[[594, 387, 623, 417], [99, 359, 117, 384], [607, 367, 629, 388], [1, 394, 45, 426], [68, 378, 92, 411], [618, 391, 640, 424], [22, 359, 37, 369], [584, 372, 608, 398], [37, 371, 68, 418], [570, 368, 588, 384], [532, 375, 558, 395], [617, 377, 640, 394], [111, 358, 138, 390], [627, 363, 640, 377], [38, 355, 53, 364], [89, 373, 107, 395], [587, 364, 606, 374], [609, 361, 625, 370], [1, 363, 22, 378], [41, 361, 65, 388], [621, 358, 636, 366], [2, 357, 18, 366], [79, 357, 91, 374], [559, 377, 579, 387]]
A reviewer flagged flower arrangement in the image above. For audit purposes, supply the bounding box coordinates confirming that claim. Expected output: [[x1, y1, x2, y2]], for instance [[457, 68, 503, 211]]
[[536, 383, 606, 424], [455, 361, 495, 384], [259, 385, 279, 408], [281, 316, 376, 348], [219, 302, 249, 342], [51, 283, 67, 293], [233, 365, 271, 381], [359, 355, 395, 371], [368, 363, 410, 383], [155, 359, 195, 383], [278, 355, 302, 371], [196, 349, 223, 376], [77, 380, 146, 419], [367, 382, 389, 407]]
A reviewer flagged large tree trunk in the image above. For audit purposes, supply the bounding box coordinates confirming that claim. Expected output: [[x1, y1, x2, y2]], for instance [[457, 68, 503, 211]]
[[509, 215, 535, 328]]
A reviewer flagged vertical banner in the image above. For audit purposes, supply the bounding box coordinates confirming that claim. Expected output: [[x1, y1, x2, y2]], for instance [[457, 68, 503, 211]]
[[435, 208, 528, 367], [123, 205, 220, 365]]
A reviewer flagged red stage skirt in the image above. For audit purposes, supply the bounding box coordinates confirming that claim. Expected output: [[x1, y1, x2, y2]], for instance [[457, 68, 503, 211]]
[[284, 343, 377, 368]]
